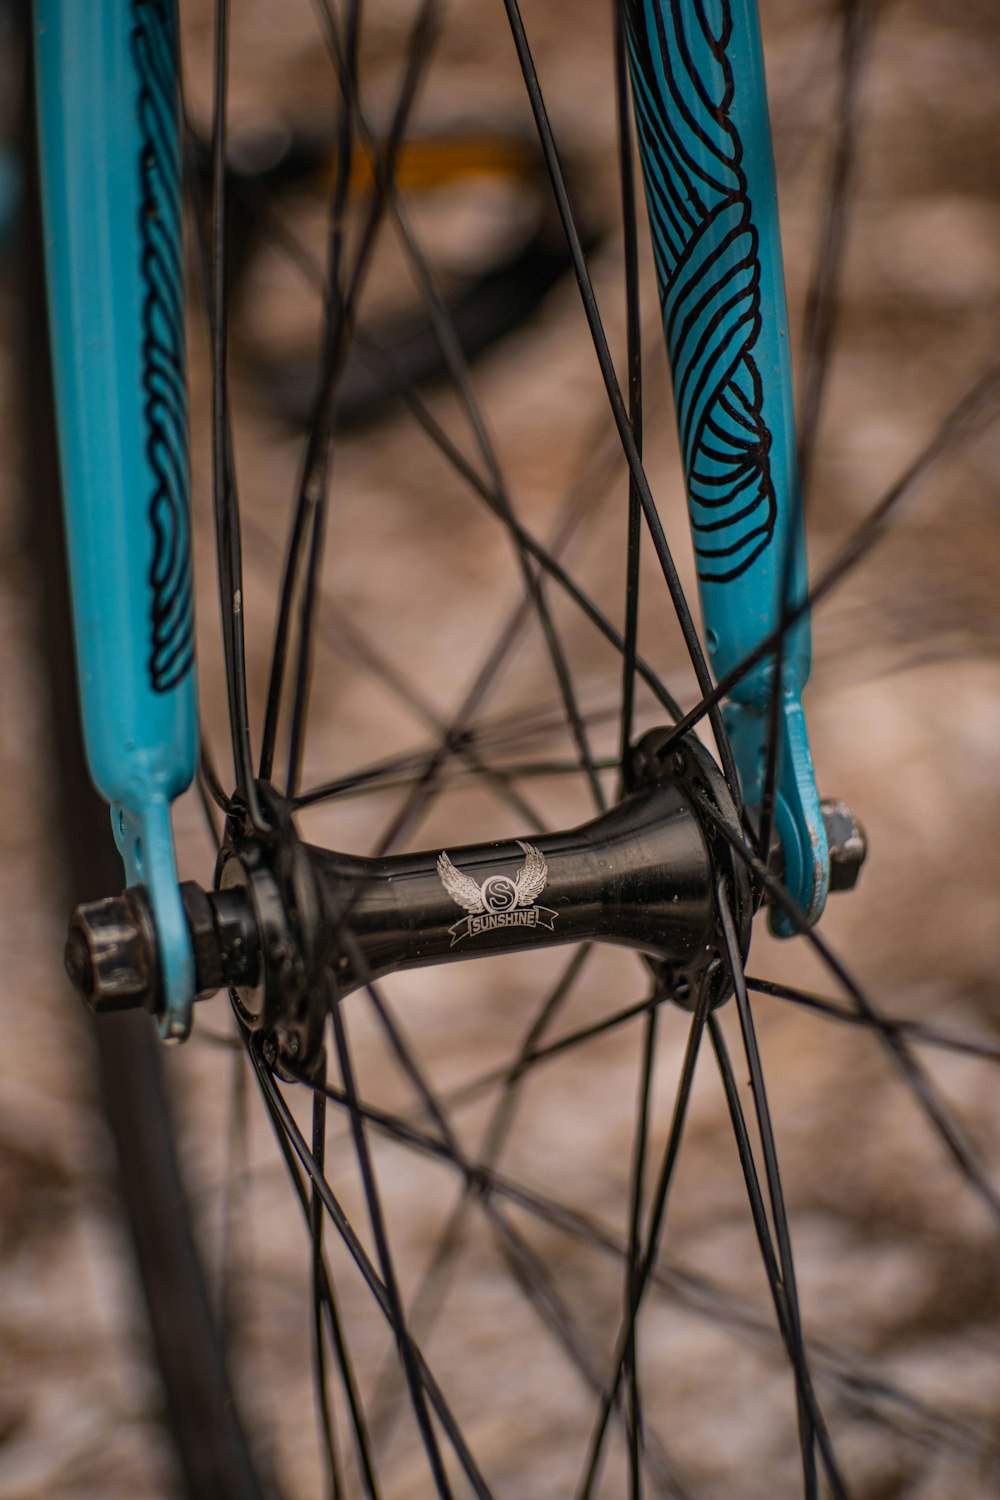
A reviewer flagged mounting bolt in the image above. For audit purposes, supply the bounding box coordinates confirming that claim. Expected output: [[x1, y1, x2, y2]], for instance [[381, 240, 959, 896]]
[[821, 799, 867, 892], [65, 892, 160, 1014]]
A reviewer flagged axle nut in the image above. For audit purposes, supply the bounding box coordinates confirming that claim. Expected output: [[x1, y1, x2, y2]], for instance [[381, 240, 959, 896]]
[[65, 893, 159, 1014]]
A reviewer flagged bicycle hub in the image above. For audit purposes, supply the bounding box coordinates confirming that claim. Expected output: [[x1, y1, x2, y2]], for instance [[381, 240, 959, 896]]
[[65, 733, 758, 1066]]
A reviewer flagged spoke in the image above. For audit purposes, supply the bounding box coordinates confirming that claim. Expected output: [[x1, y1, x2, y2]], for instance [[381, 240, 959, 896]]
[[488, 1216, 691, 1500], [242, 519, 550, 828], [326, 984, 454, 1496], [577, 986, 712, 1500], [295, 755, 621, 809], [499, 0, 744, 812], [217, 1043, 248, 1351], [367, 572, 581, 856], [308, 1080, 342, 1498], [283, 0, 442, 799], [708, 1015, 848, 1500], [625, 1008, 657, 1500], [285, 476, 333, 799], [258, 480, 309, 783], [324, 1273, 380, 1500], [325, 942, 690, 1499], [261, 0, 443, 793], [288, 0, 440, 797], [797, 0, 876, 504], [463, 992, 654, 1106], [654, 356, 1000, 756], [230, 193, 684, 738], [278, 0, 607, 818], [367, 946, 592, 1451], [358, 324, 689, 725], [748, 976, 1000, 1062], [754, 627, 783, 866], [328, 1289, 380, 1498], [206, 0, 683, 786], [250, 323, 685, 864], [252, 1052, 383, 1499], [308, 2, 608, 814], [249, 1036, 494, 1499], [255, 404, 683, 825], [615, 0, 644, 799], [716, 880, 831, 1498], [314, 989, 659, 1155], [291, 1053, 1000, 1470], [385, 199, 608, 816], [756, 502, 804, 866], [205, 0, 263, 826], [694, 791, 1000, 1228], [351, 448, 671, 864], [220, 125, 686, 731], [479, 944, 594, 1161], [447, 992, 661, 1114]]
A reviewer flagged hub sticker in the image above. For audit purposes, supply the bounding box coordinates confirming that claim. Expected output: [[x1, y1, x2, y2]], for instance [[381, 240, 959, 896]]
[[437, 841, 557, 946]]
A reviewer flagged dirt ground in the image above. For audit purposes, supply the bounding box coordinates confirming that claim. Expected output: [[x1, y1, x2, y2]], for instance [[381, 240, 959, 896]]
[[1, 1, 999, 1497]]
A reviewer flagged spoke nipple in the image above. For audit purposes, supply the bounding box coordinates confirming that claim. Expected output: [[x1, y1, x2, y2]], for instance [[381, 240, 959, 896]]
[[821, 799, 867, 892], [65, 894, 159, 1014]]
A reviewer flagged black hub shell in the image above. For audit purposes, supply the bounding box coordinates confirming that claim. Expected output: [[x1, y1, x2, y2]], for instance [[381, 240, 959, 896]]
[[216, 733, 753, 1067]]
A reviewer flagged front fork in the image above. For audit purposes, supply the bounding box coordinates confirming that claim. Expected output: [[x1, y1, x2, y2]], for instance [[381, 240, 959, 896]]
[[42, 0, 843, 1042], [624, 0, 830, 927], [34, 0, 198, 1035]]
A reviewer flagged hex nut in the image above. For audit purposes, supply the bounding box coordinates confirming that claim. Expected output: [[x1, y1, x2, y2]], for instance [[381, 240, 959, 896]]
[[65, 893, 159, 1013], [821, 799, 867, 893]]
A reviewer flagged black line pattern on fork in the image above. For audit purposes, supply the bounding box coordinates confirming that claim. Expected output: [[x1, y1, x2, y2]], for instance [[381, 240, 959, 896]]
[[132, 0, 194, 692], [624, 0, 777, 581]]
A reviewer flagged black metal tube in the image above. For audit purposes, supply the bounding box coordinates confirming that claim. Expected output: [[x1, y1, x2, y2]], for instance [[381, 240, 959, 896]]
[[309, 779, 715, 988], [212, 734, 754, 1069]]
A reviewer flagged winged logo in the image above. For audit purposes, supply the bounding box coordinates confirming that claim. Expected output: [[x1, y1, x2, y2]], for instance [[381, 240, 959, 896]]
[[437, 841, 556, 945]]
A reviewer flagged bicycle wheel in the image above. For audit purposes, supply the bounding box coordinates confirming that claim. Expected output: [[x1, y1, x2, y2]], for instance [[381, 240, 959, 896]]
[[64, 0, 1000, 1495]]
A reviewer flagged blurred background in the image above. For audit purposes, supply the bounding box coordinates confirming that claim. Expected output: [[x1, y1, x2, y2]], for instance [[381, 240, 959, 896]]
[[1, 0, 999, 1495]]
